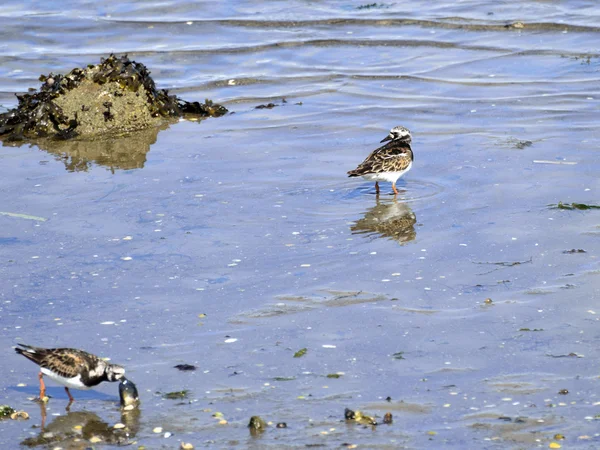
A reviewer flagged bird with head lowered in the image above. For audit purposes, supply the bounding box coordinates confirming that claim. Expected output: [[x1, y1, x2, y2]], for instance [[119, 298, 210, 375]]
[[15, 343, 125, 404]]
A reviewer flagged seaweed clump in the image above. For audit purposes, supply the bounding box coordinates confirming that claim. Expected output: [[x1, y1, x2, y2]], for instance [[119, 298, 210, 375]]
[[0, 54, 227, 142], [0, 405, 15, 419]]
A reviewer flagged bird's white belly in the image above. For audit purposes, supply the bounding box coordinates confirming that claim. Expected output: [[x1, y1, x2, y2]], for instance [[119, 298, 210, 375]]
[[41, 367, 90, 390], [362, 164, 412, 183]]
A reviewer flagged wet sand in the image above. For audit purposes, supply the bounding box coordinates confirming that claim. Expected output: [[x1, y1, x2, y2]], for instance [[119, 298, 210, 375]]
[[1, 1, 600, 448]]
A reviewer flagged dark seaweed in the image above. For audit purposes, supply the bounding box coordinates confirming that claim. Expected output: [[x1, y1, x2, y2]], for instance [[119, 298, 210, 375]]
[[0, 54, 228, 141], [551, 202, 600, 210], [255, 103, 278, 109], [174, 364, 197, 371]]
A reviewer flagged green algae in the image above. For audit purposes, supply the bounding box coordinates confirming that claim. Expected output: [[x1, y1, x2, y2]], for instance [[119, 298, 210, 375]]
[[293, 348, 307, 358], [551, 202, 600, 210], [0, 405, 15, 419]]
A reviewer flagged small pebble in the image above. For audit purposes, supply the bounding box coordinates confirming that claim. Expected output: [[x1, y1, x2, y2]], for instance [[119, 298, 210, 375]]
[[164, 432, 172, 438], [10, 411, 29, 420], [181, 444, 194, 450], [153, 427, 163, 433], [113, 423, 125, 429]]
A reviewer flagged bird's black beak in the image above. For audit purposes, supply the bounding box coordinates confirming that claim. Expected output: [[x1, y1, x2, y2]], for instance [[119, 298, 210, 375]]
[[380, 134, 392, 143]]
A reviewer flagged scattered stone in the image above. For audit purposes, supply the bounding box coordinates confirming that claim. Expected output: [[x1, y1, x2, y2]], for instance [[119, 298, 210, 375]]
[[248, 416, 267, 432], [558, 389, 569, 395], [344, 408, 355, 420], [383, 412, 393, 424], [10, 411, 29, 420], [119, 378, 140, 408], [276, 422, 287, 428], [181, 443, 194, 450], [563, 249, 586, 254]]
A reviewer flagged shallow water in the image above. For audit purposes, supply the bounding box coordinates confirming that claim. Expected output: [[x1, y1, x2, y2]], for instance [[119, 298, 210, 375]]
[[1, 0, 600, 448]]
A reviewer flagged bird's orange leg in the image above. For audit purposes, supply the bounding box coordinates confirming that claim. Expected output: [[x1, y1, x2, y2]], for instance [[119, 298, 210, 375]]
[[65, 387, 74, 403], [375, 182, 380, 194], [37, 402, 47, 430], [392, 182, 399, 195], [38, 372, 46, 399]]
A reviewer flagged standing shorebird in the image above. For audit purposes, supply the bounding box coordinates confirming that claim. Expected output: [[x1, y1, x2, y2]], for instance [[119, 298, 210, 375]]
[[15, 343, 125, 403], [347, 126, 414, 195]]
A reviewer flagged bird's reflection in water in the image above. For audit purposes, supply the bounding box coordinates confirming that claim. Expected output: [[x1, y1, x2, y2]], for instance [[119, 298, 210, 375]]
[[21, 402, 140, 448], [351, 196, 417, 244]]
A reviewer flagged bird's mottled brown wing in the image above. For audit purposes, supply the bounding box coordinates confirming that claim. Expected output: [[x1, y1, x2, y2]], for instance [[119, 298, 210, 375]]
[[27, 348, 98, 379], [40, 349, 101, 378], [349, 141, 412, 176]]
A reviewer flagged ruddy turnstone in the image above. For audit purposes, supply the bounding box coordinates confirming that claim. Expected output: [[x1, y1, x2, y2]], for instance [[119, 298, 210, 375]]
[[15, 343, 125, 402], [347, 125, 414, 195]]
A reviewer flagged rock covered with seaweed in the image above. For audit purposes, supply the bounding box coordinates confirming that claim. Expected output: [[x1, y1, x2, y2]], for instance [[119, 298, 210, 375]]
[[0, 54, 228, 141]]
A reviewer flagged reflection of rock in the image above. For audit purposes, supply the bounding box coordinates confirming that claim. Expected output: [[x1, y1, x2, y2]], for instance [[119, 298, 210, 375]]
[[21, 404, 139, 448], [351, 199, 417, 244], [5, 123, 168, 172]]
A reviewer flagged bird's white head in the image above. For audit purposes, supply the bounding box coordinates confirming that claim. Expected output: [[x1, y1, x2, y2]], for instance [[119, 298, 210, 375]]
[[381, 126, 412, 143], [106, 364, 126, 382]]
